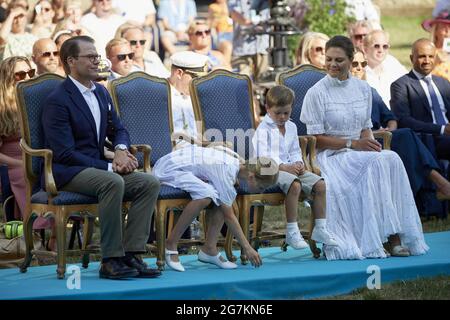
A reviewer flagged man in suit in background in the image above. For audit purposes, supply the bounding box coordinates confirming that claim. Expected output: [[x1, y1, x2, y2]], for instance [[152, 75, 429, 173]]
[[42, 35, 161, 279], [390, 38, 450, 161]]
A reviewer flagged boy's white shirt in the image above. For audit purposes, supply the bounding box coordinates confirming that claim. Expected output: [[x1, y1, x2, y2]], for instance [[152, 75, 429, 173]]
[[252, 114, 303, 165]]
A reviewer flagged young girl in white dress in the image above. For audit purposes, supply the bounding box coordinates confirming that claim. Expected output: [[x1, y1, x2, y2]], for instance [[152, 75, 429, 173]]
[[300, 35, 429, 260], [153, 144, 279, 271]]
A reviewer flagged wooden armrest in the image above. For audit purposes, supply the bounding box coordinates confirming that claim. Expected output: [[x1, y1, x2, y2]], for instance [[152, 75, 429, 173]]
[[129, 144, 152, 173], [373, 131, 392, 150], [298, 136, 310, 172], [20, 139, 58, 196], [298, 135, 321, 175]]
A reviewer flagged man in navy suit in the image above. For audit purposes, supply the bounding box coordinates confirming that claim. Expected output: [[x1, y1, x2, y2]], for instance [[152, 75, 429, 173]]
[[390, 38, 450, 160], [42, 36, 161, 279]]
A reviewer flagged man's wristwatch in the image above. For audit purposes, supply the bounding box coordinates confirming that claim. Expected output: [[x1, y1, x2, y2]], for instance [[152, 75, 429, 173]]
[[115, 144, 127, 151], [345, 139, 352, 149]]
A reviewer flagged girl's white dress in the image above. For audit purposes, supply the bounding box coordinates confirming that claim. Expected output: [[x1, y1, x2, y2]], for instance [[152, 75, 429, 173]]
[[153, 145, 240, 206], [300, 75, 429, 260]]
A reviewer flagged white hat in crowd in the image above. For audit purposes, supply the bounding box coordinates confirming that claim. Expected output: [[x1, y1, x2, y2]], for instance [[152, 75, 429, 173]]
[[170, 51, 209, 76]]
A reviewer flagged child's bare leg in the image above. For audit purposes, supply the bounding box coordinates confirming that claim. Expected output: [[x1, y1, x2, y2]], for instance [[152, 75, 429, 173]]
[[201, 206, 224, 256], [311, 180, 326, 219], [285, 181, 301, 223], [285, 180, 308, 249], [220, 205, 262, 267], [166, 198, 211, 262]]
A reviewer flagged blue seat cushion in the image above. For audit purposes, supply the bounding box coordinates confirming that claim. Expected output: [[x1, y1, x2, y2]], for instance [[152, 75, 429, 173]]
[[237, 184, 283, 196], [31, 191, 98, 205], [158, 185, 191, 200]]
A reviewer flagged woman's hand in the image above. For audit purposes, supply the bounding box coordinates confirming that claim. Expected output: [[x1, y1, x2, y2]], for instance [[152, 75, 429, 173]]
[[352, 138, 382, 152]]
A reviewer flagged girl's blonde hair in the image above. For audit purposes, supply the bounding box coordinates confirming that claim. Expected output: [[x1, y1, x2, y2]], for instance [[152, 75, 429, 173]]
[[296, 31, 330, 66], [0, 56, 31, 137], [209, 145, 279, 185]]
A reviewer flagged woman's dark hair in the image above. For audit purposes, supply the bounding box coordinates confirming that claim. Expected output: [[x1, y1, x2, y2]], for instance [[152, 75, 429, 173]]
[[326, 35, 355, 60], [60, 35, 95, 74]]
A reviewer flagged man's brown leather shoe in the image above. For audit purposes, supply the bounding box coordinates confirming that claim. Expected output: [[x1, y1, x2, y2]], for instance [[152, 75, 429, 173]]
[[99, 258, 139, 279], [123, 254, 162, 278]]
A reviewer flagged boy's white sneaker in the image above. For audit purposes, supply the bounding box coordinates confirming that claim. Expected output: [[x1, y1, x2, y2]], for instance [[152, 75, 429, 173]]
[[285, 229, 309, 249], [311, 227, 338, 246]]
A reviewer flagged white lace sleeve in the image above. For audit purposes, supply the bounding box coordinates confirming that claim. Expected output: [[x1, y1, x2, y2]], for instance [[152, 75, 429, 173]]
[[300, 88, 325, 135]]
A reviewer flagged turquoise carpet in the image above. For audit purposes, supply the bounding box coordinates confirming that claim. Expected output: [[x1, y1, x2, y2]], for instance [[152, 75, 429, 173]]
[[1, 231, 450, 300]]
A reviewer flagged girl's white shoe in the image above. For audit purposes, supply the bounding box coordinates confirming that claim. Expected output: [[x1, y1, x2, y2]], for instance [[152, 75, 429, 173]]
[[198, 250, 237, 269], [165, 249, 185, 272]]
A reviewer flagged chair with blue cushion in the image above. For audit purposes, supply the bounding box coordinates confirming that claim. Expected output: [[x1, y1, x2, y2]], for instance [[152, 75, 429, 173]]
[[190, 69, 319, 262], [277, 64, 392, 175], [108, 71, 199, 270], [16, 74, 101, 279]]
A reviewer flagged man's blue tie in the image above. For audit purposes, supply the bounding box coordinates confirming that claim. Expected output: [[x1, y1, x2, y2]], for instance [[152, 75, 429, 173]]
[[423, 77, 447, 126]]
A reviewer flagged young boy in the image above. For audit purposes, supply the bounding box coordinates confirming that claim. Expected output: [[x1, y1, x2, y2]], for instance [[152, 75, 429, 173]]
[[153, 144, 279, 271], [252, 85, 338, 250]]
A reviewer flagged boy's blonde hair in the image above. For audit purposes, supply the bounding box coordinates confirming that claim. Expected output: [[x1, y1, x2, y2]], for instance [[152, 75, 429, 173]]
[[266, 85, 295, 109]]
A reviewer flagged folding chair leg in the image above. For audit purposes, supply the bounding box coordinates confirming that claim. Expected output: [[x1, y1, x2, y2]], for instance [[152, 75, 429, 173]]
[[224, 202, 239, 262], [155, 204, 167, 270], [252, 206, 264, 249], [68, 220, 79, 250], [55, 208, 68, 279], [20, 212, 38, 273]]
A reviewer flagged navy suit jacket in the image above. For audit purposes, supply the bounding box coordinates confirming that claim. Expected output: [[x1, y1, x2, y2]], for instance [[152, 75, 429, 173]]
[[371, 88, 396, 130], [390, 70, 450, 134], [42, 77, 130, 189]]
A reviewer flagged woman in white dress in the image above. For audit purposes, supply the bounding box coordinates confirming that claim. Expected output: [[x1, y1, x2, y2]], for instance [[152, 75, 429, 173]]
[[300, 36, 429, 260]]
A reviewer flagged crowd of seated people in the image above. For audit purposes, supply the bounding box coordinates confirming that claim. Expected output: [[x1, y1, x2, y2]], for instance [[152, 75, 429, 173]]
[[0, 0, 448, 280]]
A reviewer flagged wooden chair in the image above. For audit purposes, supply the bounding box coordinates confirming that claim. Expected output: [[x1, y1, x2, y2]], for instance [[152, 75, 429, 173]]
[[109, 71, 225, 270], [16, 74, 100, 279], [190, 69, 319, 262]]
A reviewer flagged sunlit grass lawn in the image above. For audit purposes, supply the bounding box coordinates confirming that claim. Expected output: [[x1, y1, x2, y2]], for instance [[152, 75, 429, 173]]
[[382, 13, 430, 68]]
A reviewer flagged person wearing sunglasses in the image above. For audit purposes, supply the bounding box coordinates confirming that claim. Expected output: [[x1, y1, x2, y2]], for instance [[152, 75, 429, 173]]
[[300, 36, 429, 259], [187, 20, 230, 71], [352, 49, 450, 210], [295, 31, 330, 69], [32, 38, 61, 75], [363, 29, 407, 108], [30, 0, 56, 39], [0, 56, 35, 224], [347, 20, 372, 51], [105, 38, 134, 80], [118, 23, 170, 78], [0, 1, 38, 60], [41, 35, 161, 279]]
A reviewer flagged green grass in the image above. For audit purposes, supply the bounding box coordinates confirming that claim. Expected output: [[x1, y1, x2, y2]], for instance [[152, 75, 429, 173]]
[[381, 14, 430, 68], [323, 276, 450, 300]]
